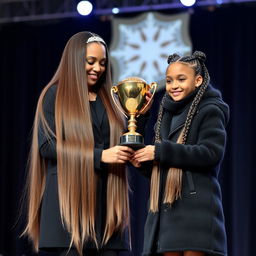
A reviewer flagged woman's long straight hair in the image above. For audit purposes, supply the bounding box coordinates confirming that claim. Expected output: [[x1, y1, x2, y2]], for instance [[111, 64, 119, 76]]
[[23, 32, 130, 255], [150, 51, 210, 212]]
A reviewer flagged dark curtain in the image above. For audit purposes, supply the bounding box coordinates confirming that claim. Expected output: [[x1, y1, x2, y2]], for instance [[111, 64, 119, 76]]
[[0, 4, 255, 256]]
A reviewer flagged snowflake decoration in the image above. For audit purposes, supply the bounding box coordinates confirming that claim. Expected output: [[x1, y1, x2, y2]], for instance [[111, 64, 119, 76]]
[[110, 12, 192, 87]]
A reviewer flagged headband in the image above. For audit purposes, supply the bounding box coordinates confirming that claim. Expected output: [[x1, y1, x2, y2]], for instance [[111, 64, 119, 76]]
[[86, 35, 106, 45]]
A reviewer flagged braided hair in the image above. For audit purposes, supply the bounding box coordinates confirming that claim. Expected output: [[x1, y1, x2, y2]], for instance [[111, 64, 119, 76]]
[[150, 51, 210, 212]]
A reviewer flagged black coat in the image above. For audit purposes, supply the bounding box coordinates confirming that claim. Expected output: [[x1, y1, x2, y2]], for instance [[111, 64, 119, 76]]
[[38, 85, 129, 251], [141, 86, 229, 256]]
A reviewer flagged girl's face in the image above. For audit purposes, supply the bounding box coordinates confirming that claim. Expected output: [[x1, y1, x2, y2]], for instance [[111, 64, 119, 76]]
[[166, 62, 203, 101], [85, 42, 107, 88]]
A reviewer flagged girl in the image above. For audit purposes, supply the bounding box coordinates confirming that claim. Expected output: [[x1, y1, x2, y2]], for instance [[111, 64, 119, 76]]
[[132, 51, 229, 256], [23, 31, 135, 256]]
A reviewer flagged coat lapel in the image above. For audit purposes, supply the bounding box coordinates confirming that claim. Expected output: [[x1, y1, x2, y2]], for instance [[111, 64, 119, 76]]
[[95, 97, 105, 130], [168, 105, 190, 139], [90, 97, 106, 145]]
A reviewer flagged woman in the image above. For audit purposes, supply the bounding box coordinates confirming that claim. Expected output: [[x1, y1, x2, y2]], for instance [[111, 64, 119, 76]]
[[24, 31, 135, 256]]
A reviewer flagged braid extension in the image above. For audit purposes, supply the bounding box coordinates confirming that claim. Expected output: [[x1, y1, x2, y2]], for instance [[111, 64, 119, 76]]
[[154, 93, 168, 143], [182, 61, 210, 143], [150, 51, 210, 212], [150, 93, 168, 212]]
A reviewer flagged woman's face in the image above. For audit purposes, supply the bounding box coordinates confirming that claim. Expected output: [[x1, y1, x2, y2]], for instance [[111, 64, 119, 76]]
[[85, 42, 107, 88], [165, 62, 202, 101]]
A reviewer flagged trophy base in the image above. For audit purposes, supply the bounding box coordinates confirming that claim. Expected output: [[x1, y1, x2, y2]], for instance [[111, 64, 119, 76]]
[[120, 134, 145, 150]]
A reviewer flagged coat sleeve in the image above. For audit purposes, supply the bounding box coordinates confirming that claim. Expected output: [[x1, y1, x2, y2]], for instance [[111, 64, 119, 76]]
[[154, 105, 227, 169], [38, 86, 104, 170]]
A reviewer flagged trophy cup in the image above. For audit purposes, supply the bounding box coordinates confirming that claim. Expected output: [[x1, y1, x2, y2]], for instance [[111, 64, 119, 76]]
[[111, 77, 157, 149]]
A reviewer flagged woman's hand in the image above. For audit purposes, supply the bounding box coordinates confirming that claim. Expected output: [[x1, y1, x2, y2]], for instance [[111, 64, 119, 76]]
[[102, 145, 134, 164], [140, 91, 153, 115], [132, 145, 155, 163]]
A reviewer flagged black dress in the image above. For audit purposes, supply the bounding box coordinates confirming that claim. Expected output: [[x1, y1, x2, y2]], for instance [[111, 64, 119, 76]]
[[38, 85, 129, 253], [141, 86, 229, 256]]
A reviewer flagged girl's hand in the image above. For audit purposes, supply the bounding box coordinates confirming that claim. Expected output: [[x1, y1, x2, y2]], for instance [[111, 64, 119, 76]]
[[132, 145, 155, 163], [102, 145, 134, 163], [140, 91, 153, 115], [130, 159, 141, 168]]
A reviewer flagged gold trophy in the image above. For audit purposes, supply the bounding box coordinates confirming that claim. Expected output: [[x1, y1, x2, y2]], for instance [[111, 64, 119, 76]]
[[111, 77, 157, 149]]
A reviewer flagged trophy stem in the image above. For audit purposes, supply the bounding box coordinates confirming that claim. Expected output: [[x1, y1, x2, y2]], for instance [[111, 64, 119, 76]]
[[128, 113, 136, 134], [124, 113, 140, 136]]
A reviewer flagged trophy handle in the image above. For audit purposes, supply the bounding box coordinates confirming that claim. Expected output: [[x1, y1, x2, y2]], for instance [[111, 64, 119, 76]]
[[139, 82, 158, 115], [111, 86, 128, 118]]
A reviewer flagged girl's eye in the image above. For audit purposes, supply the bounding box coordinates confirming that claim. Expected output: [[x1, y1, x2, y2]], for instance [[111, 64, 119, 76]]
[[100, 61, 106, 67], [179, 78, 185, 82], [166, 80, 172, 84]]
